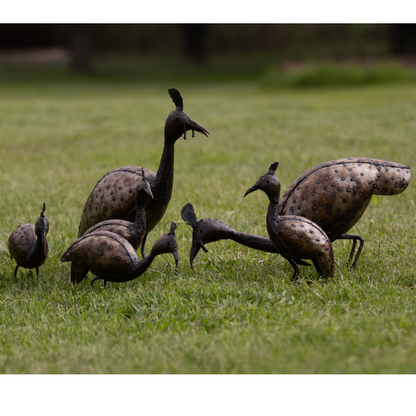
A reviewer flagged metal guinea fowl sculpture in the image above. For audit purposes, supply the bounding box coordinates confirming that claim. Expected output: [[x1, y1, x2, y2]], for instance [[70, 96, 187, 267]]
[[77, 88, 209, 258], [61, 222, 179, 289], [277, 157, 411, 267], [8, 203, 49, 281], [181, 202, 311, 269], [245, 163, 334, 281], [70, 168, 154, 285]]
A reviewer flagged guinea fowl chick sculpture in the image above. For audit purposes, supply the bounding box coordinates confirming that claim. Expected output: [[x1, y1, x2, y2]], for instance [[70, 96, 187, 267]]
[[8, 203, 49, 281], [278, 157, 411, 267], [245, 163, 334, 281], [61, 222, 179, 289], [70, 168, 154, 285], [181, 202, 311, 269], [77, 88, 209, 258]]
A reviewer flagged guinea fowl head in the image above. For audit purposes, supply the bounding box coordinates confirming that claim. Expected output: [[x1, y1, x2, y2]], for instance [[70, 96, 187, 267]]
[[181, 203, 209, 268], [164, 88, 210, 144], [244, 162, 281, 203], [35, 202, 49, 237], [150, 222, 179, 267]]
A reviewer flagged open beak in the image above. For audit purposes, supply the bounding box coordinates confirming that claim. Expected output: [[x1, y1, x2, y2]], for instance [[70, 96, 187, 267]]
[[172, 250, 179, 268], [244, 185, 258, 197], [189, 241, 208, 269], [185, 118, 210, 139]]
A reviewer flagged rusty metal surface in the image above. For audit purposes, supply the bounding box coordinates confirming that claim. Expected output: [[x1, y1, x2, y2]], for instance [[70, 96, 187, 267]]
[[77, 89, 209, 260], [78, 166, 157, 237], [245, 163, 334, 280], [70, 171, 153, 284], [8, 223, 37, 265], [181, 202, 311, 269], [277, 157, 411, 266], [61, 222, 178, 288], [8, 203, 49, 280]]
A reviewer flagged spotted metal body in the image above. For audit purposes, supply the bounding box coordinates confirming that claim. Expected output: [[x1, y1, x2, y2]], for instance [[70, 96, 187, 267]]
[[61, 222, 178, 288], [77, 88, 209, 257], [8, 203, 49, 281], [245, 163, 334, 280], [278, 157, 411, 266], [70, 171, 153, 284], [181, 202, 311, 269]]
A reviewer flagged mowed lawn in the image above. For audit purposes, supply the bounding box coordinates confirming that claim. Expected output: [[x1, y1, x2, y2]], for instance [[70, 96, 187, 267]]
[[0, 78, 415, 373]]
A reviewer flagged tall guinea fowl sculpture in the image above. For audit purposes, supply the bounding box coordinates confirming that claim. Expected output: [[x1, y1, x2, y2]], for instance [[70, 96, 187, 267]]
[[77, 88, 209, 258], [61, 222, 178, 289], [8, 203, 49, 281], [245, 163, 334, 281], [277, 157, 411, 267], [70, 168, 154, 285], [181, 202, 311, 269]]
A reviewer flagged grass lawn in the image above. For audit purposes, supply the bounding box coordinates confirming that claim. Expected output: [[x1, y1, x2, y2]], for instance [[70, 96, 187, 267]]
[[0, 67, 415, 374]]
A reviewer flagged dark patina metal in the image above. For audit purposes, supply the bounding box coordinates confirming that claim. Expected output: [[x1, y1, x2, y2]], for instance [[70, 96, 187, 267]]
[[278, 157, 411, 267], [8, 203, 49, 281], [77, 88, 209, 258], [181, 202, 311, 269], [245, 163, 334, 280], [61, 222, 178, 289], [70, 169, 153, 285]]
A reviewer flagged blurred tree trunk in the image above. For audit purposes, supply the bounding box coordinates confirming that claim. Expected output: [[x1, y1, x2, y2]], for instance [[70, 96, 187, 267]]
[[181, 24, 208, 65], [390, 24, 416, 54], [68, 24, 92, 73]]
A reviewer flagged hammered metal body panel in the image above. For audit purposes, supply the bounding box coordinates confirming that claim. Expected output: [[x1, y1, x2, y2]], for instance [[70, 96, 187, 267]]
[[8, 223, 38, 267], [278, 158, 411, 241], [267, 215, 334, 278], [84, 220, 144, 250], [62, 223, 178, 287], [78, 167, 157, 237], [62, 231, 140, 276], [72, 173, 152, 284], [70, 220, 145, 284]]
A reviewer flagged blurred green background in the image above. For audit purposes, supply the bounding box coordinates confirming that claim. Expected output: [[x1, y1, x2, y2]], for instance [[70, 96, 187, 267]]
[[1, 24, 416, 86]]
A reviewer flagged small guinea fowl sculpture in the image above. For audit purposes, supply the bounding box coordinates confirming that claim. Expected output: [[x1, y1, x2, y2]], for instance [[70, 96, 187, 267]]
[[70, 169, 154, 285], [245, 163, 334, 281], [77, 88, 209, 257], [8, 203, 49, 281], [61, 222, 179, 289], [278, 157, 411, 267], [181, 202, 311, 269]]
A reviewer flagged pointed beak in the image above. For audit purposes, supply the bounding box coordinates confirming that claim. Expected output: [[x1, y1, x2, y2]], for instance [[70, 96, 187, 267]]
[[189, 241, 208, 269], [244, 185, 258, 197], [186, 118, 210, 138], [172, 250, 179, 268]]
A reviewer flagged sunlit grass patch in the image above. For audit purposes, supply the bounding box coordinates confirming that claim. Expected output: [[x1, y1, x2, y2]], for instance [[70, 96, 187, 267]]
[[0, 78, 415, 373]]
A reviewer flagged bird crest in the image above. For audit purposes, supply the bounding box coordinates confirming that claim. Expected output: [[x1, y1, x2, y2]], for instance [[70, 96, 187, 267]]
[[268, 162, 279, 175], [168, 88, 184, 111], [169, 222, 177, 235]]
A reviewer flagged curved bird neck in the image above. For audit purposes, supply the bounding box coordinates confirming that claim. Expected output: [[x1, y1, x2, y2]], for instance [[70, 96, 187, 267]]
[[119, 251, 157, 282], [29, 230, 48, 262], [153, 143, 175, 205], [266, 190, 281, 229], [230, 229, 277, 253]]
